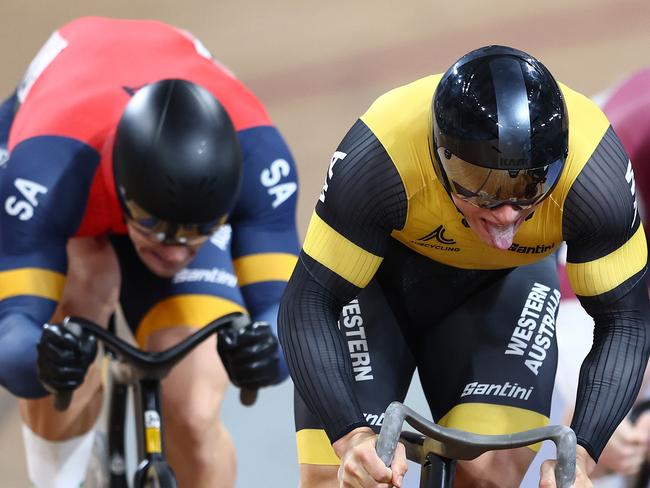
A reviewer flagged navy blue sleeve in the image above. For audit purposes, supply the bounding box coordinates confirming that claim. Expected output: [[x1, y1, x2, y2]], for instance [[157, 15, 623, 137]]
[[228, 125, 300, 382], [0, 135, 99, 397], [229, 126, 300, 319]]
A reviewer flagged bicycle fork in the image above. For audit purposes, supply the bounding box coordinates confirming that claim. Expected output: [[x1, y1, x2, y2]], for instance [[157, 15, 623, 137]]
[[420, 454, 457, 488], [133, 379, 171, 484], [108, 378, 167, 486], [108, 383, 129, 487]]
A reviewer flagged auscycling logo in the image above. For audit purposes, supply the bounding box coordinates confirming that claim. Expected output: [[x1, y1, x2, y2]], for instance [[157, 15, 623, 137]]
[[418, 225, 456, 244], [411, 225, 460, 252]]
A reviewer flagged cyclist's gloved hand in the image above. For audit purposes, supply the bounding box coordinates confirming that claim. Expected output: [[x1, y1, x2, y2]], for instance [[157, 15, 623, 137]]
[[37, 321, 98, 394], [217, 320, 279, 389]]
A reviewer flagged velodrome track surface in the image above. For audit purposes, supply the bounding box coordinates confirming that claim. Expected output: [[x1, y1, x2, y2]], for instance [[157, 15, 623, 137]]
[[1, 1, 649, 485]]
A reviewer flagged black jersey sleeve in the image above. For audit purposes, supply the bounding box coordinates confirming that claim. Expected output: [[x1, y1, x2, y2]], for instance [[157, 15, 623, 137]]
[[279, 119, 407, 441], [563, 126, 650, 460]]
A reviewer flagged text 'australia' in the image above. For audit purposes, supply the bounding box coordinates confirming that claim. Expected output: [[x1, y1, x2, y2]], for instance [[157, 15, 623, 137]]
[[504, 282, 560, 375]]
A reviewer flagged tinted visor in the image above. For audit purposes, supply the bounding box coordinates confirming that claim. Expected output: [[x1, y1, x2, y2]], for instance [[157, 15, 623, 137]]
[[123, 198, 225, 245], [437, 148, 564, 209]]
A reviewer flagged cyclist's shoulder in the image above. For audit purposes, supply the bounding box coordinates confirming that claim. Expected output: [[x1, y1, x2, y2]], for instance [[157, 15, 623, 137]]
[[548, 82, 620, 204], [1, 133, 120, 243], [361, 75, 441, 140], [559, 81, 610, 157], [340, 75, 442, 196]]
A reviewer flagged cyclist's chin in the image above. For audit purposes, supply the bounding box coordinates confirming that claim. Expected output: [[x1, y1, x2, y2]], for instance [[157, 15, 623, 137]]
[[136, 249, 192, 278]]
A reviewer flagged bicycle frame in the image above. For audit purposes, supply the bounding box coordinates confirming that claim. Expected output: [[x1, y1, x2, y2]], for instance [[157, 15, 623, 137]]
[[133, 378, 167, 485], [107, 380, 129, 487], [103, 371, 173, 487], [376, 401, 577, 488]]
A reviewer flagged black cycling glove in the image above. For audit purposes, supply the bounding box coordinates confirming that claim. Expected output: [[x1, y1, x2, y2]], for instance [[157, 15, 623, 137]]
[[217, 320, 279, 389], [37, 321, 98, 394]]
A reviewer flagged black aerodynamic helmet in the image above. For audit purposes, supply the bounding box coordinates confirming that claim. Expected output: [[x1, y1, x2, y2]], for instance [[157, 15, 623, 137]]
[[432, 45, 569, 209], [113, 79, 242, 244]]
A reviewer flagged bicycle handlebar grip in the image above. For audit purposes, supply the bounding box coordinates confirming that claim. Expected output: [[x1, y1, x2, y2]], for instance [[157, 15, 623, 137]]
[[240, 388, 258, 406], [554, 428, 577, 488], [376, 402, 405, 466], [51, 318, 81, 412], [53, 390, 73, 411]]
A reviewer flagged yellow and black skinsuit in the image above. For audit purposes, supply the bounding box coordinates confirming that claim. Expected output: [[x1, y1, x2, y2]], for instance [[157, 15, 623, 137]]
[[279, 75, 649, 464]]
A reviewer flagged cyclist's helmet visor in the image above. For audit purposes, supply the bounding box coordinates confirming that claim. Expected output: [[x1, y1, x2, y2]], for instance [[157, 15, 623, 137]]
[[123, 196, 225, 245], [435, 148, 564, 210]]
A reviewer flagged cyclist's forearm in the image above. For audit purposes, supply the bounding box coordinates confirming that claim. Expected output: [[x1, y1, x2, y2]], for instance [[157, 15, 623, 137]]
[[0, 311, 48, 397], [278, 260, 369, 441], [570, 279, 650, 460]]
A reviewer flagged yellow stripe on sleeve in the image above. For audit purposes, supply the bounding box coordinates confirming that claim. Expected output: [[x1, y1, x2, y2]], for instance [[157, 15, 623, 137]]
[[438, 403, 549, 452], [136, 294, 246, 347], [567, 225, 648, 297], [302, 212, 382, 288], [233, 253, 298, 287], [296, 429, 341, 465], [0, 268, 65, 301]]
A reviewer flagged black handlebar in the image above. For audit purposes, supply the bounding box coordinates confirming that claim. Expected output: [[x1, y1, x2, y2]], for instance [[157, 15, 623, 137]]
[[376, 401, 576, 488], [53, 390, 74, 411], [53, 312, 258, 410], [240, 388, 258, 406]]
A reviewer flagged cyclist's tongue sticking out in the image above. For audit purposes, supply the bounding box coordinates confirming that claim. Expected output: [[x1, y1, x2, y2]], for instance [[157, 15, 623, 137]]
[[485, 222, 516, 250]]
